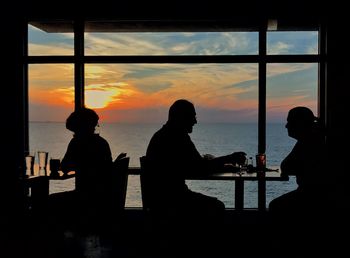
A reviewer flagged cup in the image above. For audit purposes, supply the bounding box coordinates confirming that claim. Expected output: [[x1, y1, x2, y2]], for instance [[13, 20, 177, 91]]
[[255, 153, 266, 171], [38, 151, 48, 176], [25, 155, 35, 176], [49, 158, 61, 178]]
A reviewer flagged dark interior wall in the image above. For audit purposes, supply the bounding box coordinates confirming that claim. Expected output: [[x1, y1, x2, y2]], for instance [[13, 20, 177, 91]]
[[326, 16, 349, 204], [1, 3, 27, 212], [21, 0, 329, 22]]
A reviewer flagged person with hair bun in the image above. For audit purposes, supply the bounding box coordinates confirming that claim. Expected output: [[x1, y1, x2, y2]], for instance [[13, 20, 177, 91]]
[[269, 106, 332, 218], [60, 107, 114, 231], [61, 107, 113, 187]]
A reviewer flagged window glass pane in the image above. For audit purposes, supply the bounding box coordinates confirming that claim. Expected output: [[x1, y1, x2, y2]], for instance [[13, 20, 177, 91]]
[[267, 31, 318, 55], [27, 21, 322, 210], [28, 64, 75, 191], [266, 63, 318, 206], [28, 23, 74, 55], [85, 63, 258, 208], [85, 31, 258, 55]]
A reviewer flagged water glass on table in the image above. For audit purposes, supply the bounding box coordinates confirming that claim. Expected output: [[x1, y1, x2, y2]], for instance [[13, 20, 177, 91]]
[[38, 151, 48, 176], [238, 158, 249, 174], [25, 155, 35, 176]]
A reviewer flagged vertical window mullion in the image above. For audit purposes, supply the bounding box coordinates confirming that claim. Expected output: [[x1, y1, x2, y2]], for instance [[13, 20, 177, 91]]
[[319, 22, 326, 124], [23, 20, 29, 155], [74, 19, 85, 110], [258, 24, 267, 211], [258, 27, 266, 154]]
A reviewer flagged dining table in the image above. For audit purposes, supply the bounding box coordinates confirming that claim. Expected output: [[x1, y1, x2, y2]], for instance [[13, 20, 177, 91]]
[[128, 165, 289, 211]]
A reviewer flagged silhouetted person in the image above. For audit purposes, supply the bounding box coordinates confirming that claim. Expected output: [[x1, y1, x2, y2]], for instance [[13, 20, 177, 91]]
[[269, 107, 332, 219], [145, 99, 246, 225], [61, 107, 113, 212], [47, 107, 116, 238], [44, 108, 116, 255]]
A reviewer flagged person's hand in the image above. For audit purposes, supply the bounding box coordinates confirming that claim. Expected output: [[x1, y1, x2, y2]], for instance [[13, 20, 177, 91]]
[[280, 169, 290, 179], [230, 152, 247, 166], [203, 154, 215, 160], [224, 163, 241, 173], [116, 152, 127, 160]]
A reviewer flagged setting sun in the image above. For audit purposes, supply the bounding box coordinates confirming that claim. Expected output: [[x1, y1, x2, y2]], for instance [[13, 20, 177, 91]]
[[85, 89, 118, 109]]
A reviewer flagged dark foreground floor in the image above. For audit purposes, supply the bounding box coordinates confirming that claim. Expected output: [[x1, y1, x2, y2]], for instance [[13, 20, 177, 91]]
[[1, 208, 348, 258]]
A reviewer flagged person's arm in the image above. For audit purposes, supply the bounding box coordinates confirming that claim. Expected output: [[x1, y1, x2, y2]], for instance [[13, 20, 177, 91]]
[[115, 152, 127, 161], [206, 151, 247, 172], [217, 152, 247, 166], [60, 140, 77, 174]]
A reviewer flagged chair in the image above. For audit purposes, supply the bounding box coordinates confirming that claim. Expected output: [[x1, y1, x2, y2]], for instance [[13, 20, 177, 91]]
[[111, 156, 130, 212], [139, 156, 185, 252], [140, 155, 168, 232], [139, 156, 173, 227], [79, 156, 130, 250], [47, 157, 130, 232], [139, 156, 150, 211]]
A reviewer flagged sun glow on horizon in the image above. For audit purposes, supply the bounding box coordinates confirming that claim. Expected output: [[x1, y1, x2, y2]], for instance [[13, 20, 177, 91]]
[[85, 89, 119, 109]]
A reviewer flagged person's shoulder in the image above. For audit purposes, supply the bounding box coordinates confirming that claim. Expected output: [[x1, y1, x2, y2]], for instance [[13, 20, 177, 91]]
[[96, 134, 109, 142], [67, 136, 78, 146], [150, 125, 166, 138]]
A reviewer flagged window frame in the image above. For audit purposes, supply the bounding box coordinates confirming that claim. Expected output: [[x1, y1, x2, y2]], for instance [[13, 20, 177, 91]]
[[24, 19, 326, 209]]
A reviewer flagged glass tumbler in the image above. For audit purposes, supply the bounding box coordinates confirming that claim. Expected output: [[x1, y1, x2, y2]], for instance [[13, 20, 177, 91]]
[[38, 151, 48, 176]]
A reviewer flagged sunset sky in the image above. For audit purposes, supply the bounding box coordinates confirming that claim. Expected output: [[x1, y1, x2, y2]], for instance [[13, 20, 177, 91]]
[[28, 25, 319, 124]]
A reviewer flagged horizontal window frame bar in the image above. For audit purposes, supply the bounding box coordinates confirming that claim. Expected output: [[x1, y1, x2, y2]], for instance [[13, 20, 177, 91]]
[[26, 55, 321, 64]]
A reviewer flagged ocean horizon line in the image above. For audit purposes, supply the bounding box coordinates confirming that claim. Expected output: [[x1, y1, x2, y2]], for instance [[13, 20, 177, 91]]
[[30, 121, 285, 125]]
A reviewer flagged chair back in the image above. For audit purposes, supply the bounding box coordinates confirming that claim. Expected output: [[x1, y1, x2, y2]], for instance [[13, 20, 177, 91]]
[[111, 156, 130, 211], [139, 156, 151, 211]]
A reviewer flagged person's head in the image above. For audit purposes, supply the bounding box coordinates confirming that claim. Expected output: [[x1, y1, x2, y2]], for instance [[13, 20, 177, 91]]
[[285, 106, 317, 140], [66, 107, 99, 135], [168, 99, 197, 133]]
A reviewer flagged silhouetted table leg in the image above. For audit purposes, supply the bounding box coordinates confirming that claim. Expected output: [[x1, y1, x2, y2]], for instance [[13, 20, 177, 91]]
[[235, 178, 244, 210], [257, 172, 266, 211]]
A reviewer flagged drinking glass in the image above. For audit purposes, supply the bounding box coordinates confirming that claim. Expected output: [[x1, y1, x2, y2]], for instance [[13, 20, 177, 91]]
[[255, 153, 266, 171], [38, 151, 48, 176], [25, 155, 35, 176]]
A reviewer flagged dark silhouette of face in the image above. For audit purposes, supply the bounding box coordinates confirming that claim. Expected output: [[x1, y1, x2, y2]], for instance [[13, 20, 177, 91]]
[[183, 107, 197, 133], [285, 107, 315, 140], [168, 99, 197, 133]]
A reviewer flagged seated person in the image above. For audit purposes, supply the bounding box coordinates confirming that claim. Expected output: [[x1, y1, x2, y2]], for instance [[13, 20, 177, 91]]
[[51, 107, 115, 233], [61, 107, 113, 201], [268, 106, 333, 220], [145, 99, 246, 222]]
